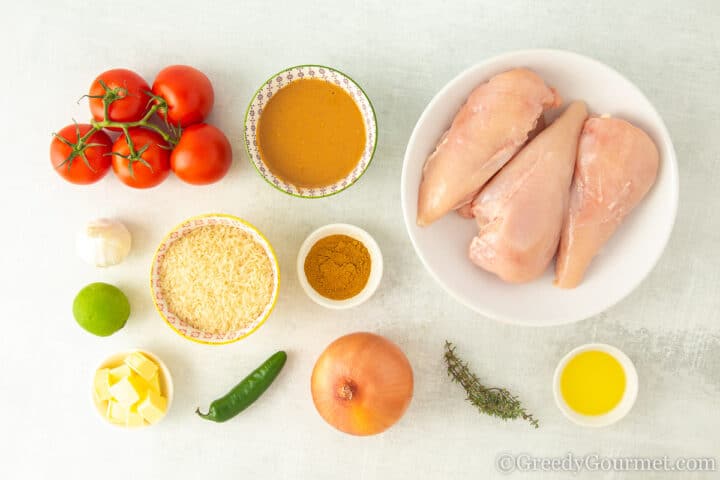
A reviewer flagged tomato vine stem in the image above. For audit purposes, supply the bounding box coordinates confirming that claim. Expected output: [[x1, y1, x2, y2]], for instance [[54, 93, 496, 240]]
[[58, 83, 179, 171], [87, 102, 177, 145]]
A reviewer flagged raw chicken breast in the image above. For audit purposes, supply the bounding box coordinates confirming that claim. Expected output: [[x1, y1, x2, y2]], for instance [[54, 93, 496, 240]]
[[554, 117, 660, 288], [468, 101, 588, 283], [456, 115, 548, 220], [417, 68, 561, 226]]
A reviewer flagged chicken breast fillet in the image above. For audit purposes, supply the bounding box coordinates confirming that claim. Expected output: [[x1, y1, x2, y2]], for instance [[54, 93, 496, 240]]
[[456, 115, 548, 220], [554, 116, 660, 288], [469, 101, 588, 283], [416, 68, 561, 226]]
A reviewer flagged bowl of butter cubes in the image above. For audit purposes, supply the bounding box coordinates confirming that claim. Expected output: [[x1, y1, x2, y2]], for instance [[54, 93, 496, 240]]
[[92, 349, 173, 428]]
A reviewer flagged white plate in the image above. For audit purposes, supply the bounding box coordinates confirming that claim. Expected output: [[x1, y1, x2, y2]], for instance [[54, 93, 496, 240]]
[[400, 49, 678, 326]]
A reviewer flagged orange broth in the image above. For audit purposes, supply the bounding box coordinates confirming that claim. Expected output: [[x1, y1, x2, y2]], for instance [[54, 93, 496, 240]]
[[256, 78, 366, 188]]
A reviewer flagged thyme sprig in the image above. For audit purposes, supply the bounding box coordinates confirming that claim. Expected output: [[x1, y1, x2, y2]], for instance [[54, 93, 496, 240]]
[[444, 341, 539, 429]]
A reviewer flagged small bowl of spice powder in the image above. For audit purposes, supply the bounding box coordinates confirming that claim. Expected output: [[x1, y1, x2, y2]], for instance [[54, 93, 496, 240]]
[[297, 223, 383, 309]]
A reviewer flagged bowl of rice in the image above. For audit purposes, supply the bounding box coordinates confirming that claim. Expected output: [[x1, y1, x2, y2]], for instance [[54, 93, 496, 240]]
[[150, 214, 280, 345]]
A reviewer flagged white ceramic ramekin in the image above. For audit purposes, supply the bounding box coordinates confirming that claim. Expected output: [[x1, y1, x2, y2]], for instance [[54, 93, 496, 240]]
[[297, 223, 383, 309], [553, 343, 638, 427]]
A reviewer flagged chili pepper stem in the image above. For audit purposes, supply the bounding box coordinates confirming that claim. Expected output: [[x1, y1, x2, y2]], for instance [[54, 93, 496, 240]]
[[195, 408, 222, 422]]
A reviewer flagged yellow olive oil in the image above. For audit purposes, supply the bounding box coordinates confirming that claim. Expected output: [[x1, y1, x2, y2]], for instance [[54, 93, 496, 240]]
[[560, 350, 626, 416]]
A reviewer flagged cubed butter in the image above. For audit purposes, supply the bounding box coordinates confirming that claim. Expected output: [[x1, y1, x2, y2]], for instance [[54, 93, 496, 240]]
[[106, 400, 129, 424], [124, 352, 158, 381], [93, 368, 112, 402], [109, 364, 132, 384], [146, 372, 162, 394], [126, 408, 145, 428], [137, 389, 167, 424], [109, 374, 144, 407]]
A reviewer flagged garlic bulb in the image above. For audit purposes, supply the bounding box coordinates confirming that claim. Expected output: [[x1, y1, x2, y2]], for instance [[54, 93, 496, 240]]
[[76, 219, 132, 267]]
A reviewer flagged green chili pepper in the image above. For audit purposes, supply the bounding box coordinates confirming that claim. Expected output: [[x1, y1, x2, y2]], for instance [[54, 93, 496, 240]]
[[196, 351, 287, 422]]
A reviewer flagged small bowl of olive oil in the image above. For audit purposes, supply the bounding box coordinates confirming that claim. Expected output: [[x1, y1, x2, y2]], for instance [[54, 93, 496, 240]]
[[553, 343, 638, 427]]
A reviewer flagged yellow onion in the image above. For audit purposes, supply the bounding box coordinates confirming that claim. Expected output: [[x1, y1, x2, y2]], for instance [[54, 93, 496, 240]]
[[311, 332, 413, 435]]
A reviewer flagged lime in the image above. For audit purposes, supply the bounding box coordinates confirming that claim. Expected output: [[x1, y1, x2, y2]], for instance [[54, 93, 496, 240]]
[[73, 282, 130, 337]]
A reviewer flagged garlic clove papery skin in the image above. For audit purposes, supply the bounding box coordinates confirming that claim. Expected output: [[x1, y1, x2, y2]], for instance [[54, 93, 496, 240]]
[[76, 219, 132, 267]]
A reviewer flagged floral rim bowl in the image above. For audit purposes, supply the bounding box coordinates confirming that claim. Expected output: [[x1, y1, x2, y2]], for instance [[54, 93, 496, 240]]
[[244, 65, 378, 198], [150, 214, 280, 345]]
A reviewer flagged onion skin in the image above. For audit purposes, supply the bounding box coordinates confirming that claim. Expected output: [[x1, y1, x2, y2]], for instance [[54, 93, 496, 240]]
[[311, 332, 414, 436]]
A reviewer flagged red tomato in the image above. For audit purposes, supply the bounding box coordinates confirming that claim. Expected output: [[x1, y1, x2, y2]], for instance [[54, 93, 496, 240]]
[[152, 65, 214, 127], [50, 124, 112, 185], [171, 124, 232, 185], [111, 128, 171, 189], [88, 69, 150, 127]]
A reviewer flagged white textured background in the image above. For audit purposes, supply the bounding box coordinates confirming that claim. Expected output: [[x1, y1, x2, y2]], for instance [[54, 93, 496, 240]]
[[1, 1, 719, 478]]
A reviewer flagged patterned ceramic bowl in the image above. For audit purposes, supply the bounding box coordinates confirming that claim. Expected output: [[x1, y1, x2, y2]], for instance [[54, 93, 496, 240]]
[[244, 65, 377, 198], [150, 214, 280, 345]]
